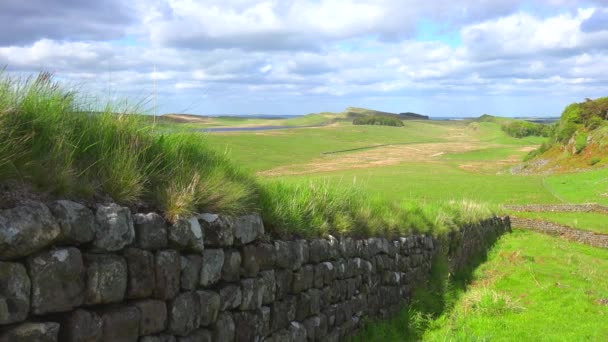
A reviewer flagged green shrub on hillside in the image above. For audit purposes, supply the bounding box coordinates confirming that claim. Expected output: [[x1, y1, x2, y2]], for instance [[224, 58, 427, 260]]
[[574, 132, 588, 154], [588, 157, 601, 166], [500, 121, 550, 138], [555, 122, 578, 143], [353, 116, 404, 127]]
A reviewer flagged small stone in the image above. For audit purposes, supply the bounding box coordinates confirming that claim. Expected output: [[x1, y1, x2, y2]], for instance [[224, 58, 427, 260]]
[[181, 254, 202, 291], [0, 201, 60, 260], [240, 278, 265, 310], [241, 243, 274, 277], [200, 249, 224, 287], [27, 247, 85, 314], [178, 329, 212, 342], [84, 253, 127, 305], [169, 217, 204, 253], [233, 311, 257, 342], [309, 239, 329, 263], [197, 290, 221, 326], [123, 247, 155, 299], [49, 200, 96, 244], [212, 312, 235, 342], [99, 305, 141, 342], [0, 322, 60, 342], [59, 309, 102, 342], [92, 203, 135, 252], [271, 296, 296, 332], [275, 269, 292, 301], [259, 270, 276, 304], [134, 212, 168, 250], [133, 299, 167, 336], [274, 241, 293, 269], [232, 213, 264, 245], [219, 284, 242, 311], [257, 306, 271, 337], [0, 261, 30, 324], [168, 292, 201, 336], [154, 250, 181, 300], [222, 249, 241, 282], [289, 321, 307, 342], [198, 214, 234, 247], [327, 236, 340, 261]]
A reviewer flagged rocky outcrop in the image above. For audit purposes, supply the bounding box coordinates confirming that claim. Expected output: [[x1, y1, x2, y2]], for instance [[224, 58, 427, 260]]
[[0, 199, 510, 341]]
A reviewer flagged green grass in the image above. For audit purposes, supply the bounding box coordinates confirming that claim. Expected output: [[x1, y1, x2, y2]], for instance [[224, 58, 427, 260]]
[[512, 211, 608, 234], [544, 167, 608, 205], [357, 230, 608, 341]]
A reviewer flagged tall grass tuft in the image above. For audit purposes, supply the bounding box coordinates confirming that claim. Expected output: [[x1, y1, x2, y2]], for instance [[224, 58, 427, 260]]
[[0, 72, 257, 220]]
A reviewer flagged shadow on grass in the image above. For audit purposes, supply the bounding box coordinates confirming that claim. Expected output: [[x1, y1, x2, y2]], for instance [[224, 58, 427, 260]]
[[354, 229, 506, 342]]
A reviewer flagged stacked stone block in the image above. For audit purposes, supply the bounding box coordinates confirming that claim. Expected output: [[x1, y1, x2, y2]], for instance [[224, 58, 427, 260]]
[[0, 199, 510, 341]]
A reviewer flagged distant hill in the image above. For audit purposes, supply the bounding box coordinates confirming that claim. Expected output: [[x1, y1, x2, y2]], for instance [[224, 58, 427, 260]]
[[345, 107, 428, 120], [522, 97, 608, 172]]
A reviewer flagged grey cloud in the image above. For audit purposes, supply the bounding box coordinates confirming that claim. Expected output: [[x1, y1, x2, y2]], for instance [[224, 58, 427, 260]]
[[0, 0, 136, 45]]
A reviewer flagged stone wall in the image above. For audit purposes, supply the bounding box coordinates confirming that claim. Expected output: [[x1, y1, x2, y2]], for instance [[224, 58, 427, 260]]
[[504, 204, 608, 214], [511, 217, 608, 248], [0, 200, 510, 342]]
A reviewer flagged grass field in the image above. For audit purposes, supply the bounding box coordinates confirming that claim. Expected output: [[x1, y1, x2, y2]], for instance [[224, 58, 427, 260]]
[[512, 211, 608, 234], [544, 167, 608, 205], [357, 230, 608, 341]]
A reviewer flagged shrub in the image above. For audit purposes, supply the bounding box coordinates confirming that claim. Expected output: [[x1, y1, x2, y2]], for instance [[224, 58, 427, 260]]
[[575, 133, 588, 154], [555, 122, 578, 143], [353, 116, 404, 127], [586, 116, 604, 130], [588, 157, 601, 166], [523, 142, 551, 161], [501, 121, 551, 138]]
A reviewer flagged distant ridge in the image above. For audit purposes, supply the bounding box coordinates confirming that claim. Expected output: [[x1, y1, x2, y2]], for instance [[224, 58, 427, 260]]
[[345, 107, 429, 120]]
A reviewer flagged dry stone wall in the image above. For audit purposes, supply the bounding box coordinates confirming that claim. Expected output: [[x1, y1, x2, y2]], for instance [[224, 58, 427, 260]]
[[511, 217, 608, 248], [0, 200, 510, 342]]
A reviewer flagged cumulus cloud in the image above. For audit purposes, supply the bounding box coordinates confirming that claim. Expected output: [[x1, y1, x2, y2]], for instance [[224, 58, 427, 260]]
[[0, 1, 607, 116]]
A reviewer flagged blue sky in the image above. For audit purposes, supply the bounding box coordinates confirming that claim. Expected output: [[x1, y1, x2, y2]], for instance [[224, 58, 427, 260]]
[[1, 0, 607, 117]]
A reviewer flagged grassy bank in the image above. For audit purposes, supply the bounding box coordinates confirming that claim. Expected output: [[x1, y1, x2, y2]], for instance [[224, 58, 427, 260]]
[[357, 230, 608, 341], [0, 72, 495, 237]]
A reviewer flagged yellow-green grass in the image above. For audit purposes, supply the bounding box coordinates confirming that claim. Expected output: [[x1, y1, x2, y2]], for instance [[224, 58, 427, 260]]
[[512, 211, 608, 234], [357, 230, 608, 341], [544, 167, 608, 205]]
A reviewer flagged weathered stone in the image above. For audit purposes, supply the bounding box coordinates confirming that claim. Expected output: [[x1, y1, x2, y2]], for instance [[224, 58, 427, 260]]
[[291, 241, 304, 270], [169, 217, 204, 253], [309, 239, 329, 263], [296, 240, 310, 264], [180, 254, 202, 291], [308, 288, 321, 316], [212, 312, 235, 342], [93, 203, 134, 252], [134, 212, 168, 250], [200, 249, 224, 287], [178, 329, 212, 342], [168, 292, 201, 336], [274, 241, 294, 269], [134, 299, 167, 335], [241, 243, 275, 276], [198, 213, 234, 247], [154, 250, 180, 300], [274, 269, 291, 300], [84, 253, 127, 305], [296, 291, 312, 321], [140, 335, 177, 342], [266, 329, 290, 342], [321, 262, 336, 285], [28, 247, 85, 314], [271, 296, 296, 332], [338, 238, 355, 258], [257, 306, 271, 337], [259, 270, 276, 304], [49, 200, 96, 244], [0, 201, 60, 260], [233, 213, 264, 245], [0, 261, 30, 324], [222, 249, 241, 282], [233, 311, 257, 342], [219, 284, 242, 311], [197, 290, 221, 326], [334, 259, 347, 280], [0, 322, 60, 342], [59, 309, 102, 342], [291, 266, 312, 294], [240, 278, 265, 310], [303, 316, 319, 342], [327, 236, 340, 261], [100, 305, 140, 342], [123, 247, 155, 299], [289, 321, 307, 342]]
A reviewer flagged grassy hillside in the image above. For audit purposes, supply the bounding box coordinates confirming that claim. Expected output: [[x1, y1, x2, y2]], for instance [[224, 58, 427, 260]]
[[357, 230, 608, 341], [0, 72, 491, 238], [523, 97, 608, 172]]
